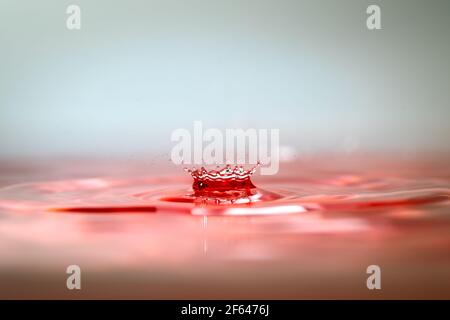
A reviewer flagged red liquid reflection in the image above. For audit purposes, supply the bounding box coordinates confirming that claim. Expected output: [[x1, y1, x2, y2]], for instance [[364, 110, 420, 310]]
[[0, 155, 449, 299], [41, 164, 447, 216]]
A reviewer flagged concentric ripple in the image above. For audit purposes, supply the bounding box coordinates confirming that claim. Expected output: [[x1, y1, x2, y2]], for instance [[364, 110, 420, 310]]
[[0, 173, 448, 216]]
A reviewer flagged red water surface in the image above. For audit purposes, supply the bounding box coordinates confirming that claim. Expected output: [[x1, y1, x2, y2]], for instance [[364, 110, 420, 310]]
[[0, 154, 449, 298]]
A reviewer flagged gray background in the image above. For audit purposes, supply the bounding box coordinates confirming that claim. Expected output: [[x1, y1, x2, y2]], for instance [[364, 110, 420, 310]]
[[1, 0, 449, 159]]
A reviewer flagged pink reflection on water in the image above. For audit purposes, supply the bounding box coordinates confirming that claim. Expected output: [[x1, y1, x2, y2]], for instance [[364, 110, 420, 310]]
[[0, 154, 449, 298]]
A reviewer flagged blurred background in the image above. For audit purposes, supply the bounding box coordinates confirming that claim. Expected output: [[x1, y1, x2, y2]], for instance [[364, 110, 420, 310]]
[[1, 1, 450, 300], [1, 0, 449, 160]]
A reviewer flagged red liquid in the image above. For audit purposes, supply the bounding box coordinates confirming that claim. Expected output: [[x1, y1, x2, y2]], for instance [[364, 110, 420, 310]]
[[26, 162, 447, 215], [0, 155, 449, 298], [189, 165, 257, 197]]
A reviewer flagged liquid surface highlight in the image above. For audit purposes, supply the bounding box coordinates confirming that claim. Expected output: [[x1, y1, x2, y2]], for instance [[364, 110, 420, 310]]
[[0, 163, 447, 216], [0, 156, 449, 299]]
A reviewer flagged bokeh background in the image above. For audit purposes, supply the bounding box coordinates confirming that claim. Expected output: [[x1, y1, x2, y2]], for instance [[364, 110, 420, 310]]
[[1, 0, 450, 160], [1, 1, 450, 300]]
